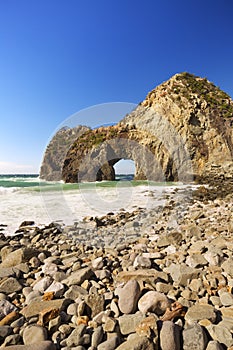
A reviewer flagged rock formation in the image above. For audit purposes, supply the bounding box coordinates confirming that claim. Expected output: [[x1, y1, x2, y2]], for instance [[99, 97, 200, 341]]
[[122, 72, 233, 182], [62, 124, 171, 183], [40, 125, 90, 181], [40, 72, 233, 183]]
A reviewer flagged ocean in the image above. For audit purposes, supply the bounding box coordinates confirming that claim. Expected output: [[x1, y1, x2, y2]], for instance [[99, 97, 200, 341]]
[[0, 174, 185, 235]]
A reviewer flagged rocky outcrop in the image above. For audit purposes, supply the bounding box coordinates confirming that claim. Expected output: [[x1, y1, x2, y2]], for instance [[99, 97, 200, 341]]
[[62, 124, 171, 183], [41, 73, 233, 183], [40, 126, 90, 181], [121, 72, 233, 182]]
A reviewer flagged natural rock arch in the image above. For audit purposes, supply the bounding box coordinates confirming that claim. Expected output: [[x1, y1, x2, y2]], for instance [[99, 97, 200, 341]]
[[41, 73, 233, 183], [62, 125, 177, 183]]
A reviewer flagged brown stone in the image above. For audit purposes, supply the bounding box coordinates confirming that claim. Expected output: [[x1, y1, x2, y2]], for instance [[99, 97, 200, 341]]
[[0, 311, 19, 326], [37, 307, 60, 326], [20, 299, 67, 319]]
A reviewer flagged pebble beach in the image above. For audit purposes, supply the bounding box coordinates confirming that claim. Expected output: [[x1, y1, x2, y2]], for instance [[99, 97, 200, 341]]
[[0, 183, 233, 350]]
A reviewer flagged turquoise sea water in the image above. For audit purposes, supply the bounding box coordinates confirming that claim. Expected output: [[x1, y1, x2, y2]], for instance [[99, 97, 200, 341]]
[[0, 174, 185, 235], [0, 174, 174, 192]]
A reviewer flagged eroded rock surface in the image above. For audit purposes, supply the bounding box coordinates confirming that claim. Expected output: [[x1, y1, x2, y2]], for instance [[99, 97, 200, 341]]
[[40, 73, 233, 183]]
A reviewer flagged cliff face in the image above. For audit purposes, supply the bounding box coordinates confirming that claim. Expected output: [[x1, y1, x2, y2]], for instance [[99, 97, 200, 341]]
[[62, 124, 171, 183], [121, 72, 233, 180], [40, 125, 90, 181], [40, 73, 233, 183]]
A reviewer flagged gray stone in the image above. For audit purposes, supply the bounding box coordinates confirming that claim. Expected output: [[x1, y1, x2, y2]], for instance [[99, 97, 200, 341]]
[[115, 333, 154, 350], [156, 282, 173, 294], [64, 285, 88, 300], [44, 281, 65, 298], [221, 258, 233, 277], [0, 248, 39, 267], [97, 335, 119, 350], [0, 299, 17, 319], [186, 225, 202, 239], [206, 341, 225, 350], [0, 277, 22, 293], [11, 316, 25, 328], [2, 334, 21, 346], [0, 341, 56, 350], [133, 255, 151, 268], [22, 286, 33, 297], [48, 315, 61, 332], [23, 325, 48, 344], [62, 267, 94, 286], [165, 263, 199, 286], [91, 257, 104, 270], [0, 325, 12, 339], [67, 303, 78, 316], [94, 269, 111, 280], [41, 263, 58, 276], [185, 304, 216, 324], [204, 251, 221, 266], [210, 296, 221, 307], [0, 292, 7, 300], [58, 324, 72, 335], [33, 276, 53, 293], [160, 321, 180, 350], [138, 291, 170, 315], [29, 256, 40, 267], [219, 292, 233, 306], [0, 266, 14, 278], [186, 254, 208, 268], [206, 324, 233, 348], [110, 299, 120, 317], [118, 312, 145, 335], [66, 324, 86, 347], [1, 246, 13, 261], [25, 290, 41, 305], [117, 280, 141, 314], [218, 318, 233, 332], [103, 317, 117, 332], [85, 292, 105, 318], [14, 263, 30, 274], [183, 323, 208, 350], [91, 325, 104, 348]]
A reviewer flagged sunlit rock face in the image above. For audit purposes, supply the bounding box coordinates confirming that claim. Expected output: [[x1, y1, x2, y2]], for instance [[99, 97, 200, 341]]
[[40, 125, 90, 181], [41, 73, 233, 183]]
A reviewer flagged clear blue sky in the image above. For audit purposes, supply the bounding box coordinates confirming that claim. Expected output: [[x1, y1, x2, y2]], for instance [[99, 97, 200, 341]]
[[1, 0, 233, 174]]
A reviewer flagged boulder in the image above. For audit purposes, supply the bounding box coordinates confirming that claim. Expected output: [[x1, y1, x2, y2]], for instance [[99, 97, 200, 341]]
[[118, 312, 145, 335], [62, 267, 94, 286], [0, 277, 22, 293], [20, 299, 68, 319], [1, 248, 39, 268], [183, 323, 208, 350], [160, 321, 180, 350], [117, 280, 141, 314], [23, 325, 48, 344], [138, 291, 170, 315], [115, 333, 154, 350], [185, 304, 216, 324]]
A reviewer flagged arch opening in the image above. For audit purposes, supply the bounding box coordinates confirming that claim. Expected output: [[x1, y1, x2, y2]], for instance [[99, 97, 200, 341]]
[[113, 159, 135, 181]]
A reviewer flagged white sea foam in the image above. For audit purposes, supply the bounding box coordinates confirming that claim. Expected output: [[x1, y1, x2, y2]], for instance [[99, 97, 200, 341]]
[[0, 186, 21, 195], [0, 178, 195, 236], [0, 184, 170, 236]]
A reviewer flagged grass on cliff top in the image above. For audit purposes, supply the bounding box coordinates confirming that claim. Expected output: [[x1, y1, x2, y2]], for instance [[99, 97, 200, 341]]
[[174, 72, 233, 118]]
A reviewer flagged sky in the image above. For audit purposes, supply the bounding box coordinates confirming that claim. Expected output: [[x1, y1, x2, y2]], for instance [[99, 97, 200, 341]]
[[0, 0, 233, 174]]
